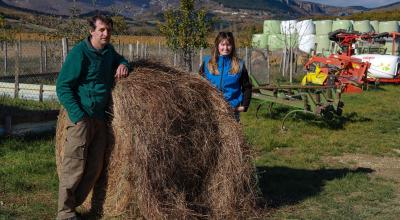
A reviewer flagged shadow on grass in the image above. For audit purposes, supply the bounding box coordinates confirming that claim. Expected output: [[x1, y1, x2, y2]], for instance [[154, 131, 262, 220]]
[[0, 131, 55, 155], [256, 166, 373, 208], [256, 105, 372, 130]]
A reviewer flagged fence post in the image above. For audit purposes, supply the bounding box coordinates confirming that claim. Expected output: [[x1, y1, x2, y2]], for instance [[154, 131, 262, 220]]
[[40, 41, 43, 73], [14, 41, 20, 99], [173, 52, 177, 66], [39, 84, 44, 102], [44, 42, 47, 72], [128, 44, 133, 61], [136, 40, 139, 59], [245, 47, 248, 69], [3, 41, 7, 76], [141, 43, 144, 59], [248, 48, 252, 76], [266, 46, 270, 84], [144, 43, 147, 59], [199, 47, 203, 65], [62, 37, 69, 64], [158, 41, 161, 58], [118, 40, 121, 54]]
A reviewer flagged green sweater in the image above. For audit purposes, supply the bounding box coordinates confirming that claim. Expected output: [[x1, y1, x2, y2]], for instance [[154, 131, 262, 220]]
[[56, 37, 129, 123]]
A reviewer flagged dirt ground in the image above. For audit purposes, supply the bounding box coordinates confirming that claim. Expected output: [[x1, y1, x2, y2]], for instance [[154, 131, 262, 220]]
[[325, 152, 400, 183]]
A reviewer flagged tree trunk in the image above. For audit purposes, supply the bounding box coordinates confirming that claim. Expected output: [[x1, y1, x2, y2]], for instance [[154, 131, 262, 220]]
[[182, 49, 193, 72]]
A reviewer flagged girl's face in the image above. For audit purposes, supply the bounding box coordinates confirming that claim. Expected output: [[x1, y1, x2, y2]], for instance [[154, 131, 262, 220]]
[[218, 39, 232, 56]]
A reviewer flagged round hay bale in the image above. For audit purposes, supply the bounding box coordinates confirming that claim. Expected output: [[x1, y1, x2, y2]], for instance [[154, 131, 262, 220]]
[[55, 60, 258, 219]]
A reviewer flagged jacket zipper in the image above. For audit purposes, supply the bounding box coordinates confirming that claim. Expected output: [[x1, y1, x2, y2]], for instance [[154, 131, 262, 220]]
[[219, 57, 224, 92]]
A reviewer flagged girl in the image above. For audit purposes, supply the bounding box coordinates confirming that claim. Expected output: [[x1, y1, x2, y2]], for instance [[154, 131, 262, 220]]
[[199, 32, 252, 121]]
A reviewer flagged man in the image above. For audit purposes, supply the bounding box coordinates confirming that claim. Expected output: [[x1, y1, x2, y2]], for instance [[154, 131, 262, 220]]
[[56, 15, 129, 220]]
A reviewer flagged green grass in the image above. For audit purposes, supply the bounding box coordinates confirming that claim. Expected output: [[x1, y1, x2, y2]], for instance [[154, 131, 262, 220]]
[[0, 85, 399, 219], [0, 95, 60, 111], [0, 133, 58, 219]]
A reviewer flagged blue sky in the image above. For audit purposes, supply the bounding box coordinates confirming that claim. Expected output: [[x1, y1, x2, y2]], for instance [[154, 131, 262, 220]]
[[303, 0, 400, 8]]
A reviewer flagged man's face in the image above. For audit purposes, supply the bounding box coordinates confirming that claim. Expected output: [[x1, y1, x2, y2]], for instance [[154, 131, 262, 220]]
[[90, 20, 112, 47]]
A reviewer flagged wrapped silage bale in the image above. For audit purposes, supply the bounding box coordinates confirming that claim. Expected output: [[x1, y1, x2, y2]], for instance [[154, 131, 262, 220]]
[[315, 20, 333, 35], [251, 34, 269, 49], [352, 54, 400, 78], [384, 39, 400, 55], [263, 20, 281, 34], [285, 33, 299, 48], [298, 34, 316, 54], [332, 20, 353, 32], [370, 20, 379, 32], [296, 19, 315, 36], [281, 20, 298, 35], [268, 34, 285, 51], [379, 21, 399, 33], [353, 20, 372, 33], [316, 34, 331, 53]]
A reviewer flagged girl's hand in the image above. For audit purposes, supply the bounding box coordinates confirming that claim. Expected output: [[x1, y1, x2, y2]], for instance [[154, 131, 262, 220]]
[[235, 106, 245, 112]]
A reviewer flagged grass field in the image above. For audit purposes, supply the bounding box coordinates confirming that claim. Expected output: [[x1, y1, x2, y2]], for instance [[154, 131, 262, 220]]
[[1, 85, 399, 219]]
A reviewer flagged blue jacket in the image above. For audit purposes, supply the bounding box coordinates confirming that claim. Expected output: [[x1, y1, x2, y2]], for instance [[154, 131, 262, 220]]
[[200, 55, 252, 110]]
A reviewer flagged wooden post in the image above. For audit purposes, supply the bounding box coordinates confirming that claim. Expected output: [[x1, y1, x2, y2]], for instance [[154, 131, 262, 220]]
[[245, 47, 248, 69], [266, 46, 270, 84], [3, 41, 7, 76], [158, 41, 161, 58], [118, 40, 121, 54], [289, 46, 293, 83], [44, 42, 47, 72], [173, 52, 177, 66], [141, 43, 144, 59], [248, 48, 252, 76], [62, 38, 68, 64], [128, 44, 133, 61], [40, 41, 43, 73], [39, 84, 44, 102], [199, 47, 203, 65], [282, 49, 286, 77], [144, 43, 147, 59], [14, 41, 20, 99], [136, 40, 139, 59]]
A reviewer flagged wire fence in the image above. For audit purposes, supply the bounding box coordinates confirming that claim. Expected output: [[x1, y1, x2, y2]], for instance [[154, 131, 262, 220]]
[[0, 38, 309, 102]]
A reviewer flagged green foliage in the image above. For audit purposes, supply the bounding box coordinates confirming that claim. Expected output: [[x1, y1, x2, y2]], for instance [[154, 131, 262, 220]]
[[159, 0, 211, 71], [0, 15, 15, 42], [237, 25, 260, 47], [111, 16, 128, 35]]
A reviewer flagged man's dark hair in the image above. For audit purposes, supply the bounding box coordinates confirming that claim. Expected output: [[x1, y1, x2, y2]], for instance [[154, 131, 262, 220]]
[[87, 15, 113, 31]]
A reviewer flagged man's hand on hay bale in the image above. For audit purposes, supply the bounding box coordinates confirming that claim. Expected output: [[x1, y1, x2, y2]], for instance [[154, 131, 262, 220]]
[[115, 64, 129, 79]]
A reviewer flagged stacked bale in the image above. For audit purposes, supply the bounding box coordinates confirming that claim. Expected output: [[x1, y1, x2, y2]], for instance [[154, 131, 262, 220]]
[[314, 20, 333, 54], [353, 20, 372, 33], [56, 61, 258, 219], [332, 20, 353, 32], [370, 20, 379, 32], [379, 21, 400, 55], [296, 19, 316, 53], [252, 34, 269, 49]]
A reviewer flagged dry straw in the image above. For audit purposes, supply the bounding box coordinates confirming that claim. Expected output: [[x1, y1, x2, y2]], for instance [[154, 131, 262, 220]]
[[56, 60, 259, 219]]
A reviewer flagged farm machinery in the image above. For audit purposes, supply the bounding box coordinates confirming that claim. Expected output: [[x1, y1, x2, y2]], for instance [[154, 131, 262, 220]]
[[251, 31, 387, 129]]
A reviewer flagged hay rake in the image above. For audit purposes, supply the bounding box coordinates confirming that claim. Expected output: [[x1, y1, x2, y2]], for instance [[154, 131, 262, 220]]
[[252, 82, 344, 130]]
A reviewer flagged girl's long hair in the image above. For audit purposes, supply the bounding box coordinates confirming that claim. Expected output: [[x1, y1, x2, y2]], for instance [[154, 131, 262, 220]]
[[208, 32, 240, 75]]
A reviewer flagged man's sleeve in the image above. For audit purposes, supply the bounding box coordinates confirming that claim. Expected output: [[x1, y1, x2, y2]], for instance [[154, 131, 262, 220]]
[[240, 64, 252, 112], [56, 49, 85, 124]]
